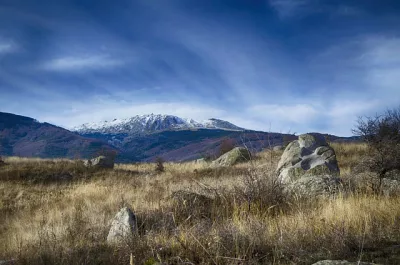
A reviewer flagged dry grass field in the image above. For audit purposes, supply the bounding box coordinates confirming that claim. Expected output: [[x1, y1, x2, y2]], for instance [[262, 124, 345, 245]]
[[0, 143, 399, 264]]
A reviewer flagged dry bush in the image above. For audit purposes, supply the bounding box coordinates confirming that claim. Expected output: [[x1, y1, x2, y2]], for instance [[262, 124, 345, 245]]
[[353, 107, 400, 193], [154, 157, 165, 173]]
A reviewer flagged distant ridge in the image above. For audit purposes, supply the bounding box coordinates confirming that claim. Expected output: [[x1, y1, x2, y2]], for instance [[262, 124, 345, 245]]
[[0, 112, 116, 159]]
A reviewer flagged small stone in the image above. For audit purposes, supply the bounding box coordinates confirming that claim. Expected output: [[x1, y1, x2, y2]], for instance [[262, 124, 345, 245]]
[[107, 207, 136, 244], [83, 155, 114, 169]]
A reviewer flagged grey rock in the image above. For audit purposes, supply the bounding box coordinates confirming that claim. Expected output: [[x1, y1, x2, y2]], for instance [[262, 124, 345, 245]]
[[312, 260, 377, 265], [210, 147, 251, 168], [195, 158, 208, 165], [84, 155, 114, 169], [273, 145, 283, 151], [286, 175, 342, 197], [107, 207, 136, 244], [277, 134, 340, 183], [381, 178, 400, 196]]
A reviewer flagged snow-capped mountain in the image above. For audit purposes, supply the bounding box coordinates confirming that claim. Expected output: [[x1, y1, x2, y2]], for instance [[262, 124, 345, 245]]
[[72, 114, 245, 135]]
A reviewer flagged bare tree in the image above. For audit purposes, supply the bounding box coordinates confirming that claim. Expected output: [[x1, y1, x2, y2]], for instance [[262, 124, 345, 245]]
[[353, 106, 400, 192]]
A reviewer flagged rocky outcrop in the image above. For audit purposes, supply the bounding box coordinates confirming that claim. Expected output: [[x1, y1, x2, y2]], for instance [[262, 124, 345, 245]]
[[276, 134, 341, 196], [312, 260, 377, 265], [277, 134, 340, 183], [107, 207, 136, 244], [84, 155, 115, 169], [210, 147, 251, 167]]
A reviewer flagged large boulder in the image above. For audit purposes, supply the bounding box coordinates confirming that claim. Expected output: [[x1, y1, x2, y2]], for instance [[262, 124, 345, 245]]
[[84, 155, 114, 169], [277, 134, 340, 183], [210, 147, 251, 168], [312, 261, 377, 265], [107, 207, 136, 244], [276, 134, 341, 197]]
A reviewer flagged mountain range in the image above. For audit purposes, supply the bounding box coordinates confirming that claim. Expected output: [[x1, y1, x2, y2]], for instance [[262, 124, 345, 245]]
[[0, 112, 357, 162], [72, 114, 245, 135]]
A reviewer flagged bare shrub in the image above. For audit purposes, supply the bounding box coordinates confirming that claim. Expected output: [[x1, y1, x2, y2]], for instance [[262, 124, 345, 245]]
[[353, 106, 400, 193], [234, 168, 288, 215], [154, 157, 165, 173]]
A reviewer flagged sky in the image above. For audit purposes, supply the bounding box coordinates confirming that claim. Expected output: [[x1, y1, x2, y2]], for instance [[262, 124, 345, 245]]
[[0, 0, 400, 136]]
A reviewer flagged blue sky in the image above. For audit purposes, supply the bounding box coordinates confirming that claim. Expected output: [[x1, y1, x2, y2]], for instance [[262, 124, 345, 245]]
[[0, 0, 399, 136]]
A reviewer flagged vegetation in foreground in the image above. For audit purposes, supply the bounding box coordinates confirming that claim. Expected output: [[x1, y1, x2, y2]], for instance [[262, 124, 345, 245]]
[[0, 143, 399, 264]]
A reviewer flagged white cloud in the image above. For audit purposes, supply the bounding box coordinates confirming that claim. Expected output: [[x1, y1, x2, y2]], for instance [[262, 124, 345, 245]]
[[42, 55, 125, 71], [239, 101, 383, 136]]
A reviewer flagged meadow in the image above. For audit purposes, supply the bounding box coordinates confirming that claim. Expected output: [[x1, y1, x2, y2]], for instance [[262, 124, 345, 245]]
[[0, 142, 399, 264]]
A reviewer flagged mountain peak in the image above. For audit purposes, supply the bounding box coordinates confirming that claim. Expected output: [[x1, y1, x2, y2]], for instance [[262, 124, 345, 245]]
[[72, 114, 244, 135]]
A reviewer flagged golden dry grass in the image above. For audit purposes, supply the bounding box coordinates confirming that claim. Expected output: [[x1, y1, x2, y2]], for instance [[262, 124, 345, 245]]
[[330, 142, 368, 174], [0, 144, 399, 264]]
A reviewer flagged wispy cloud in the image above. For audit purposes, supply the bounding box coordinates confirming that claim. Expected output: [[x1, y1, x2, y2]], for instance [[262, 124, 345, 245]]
[[269, 0, 363, 19], [42, 55, 125, 72], [240, 100, 382, 136], [0, 40, 17, 54]]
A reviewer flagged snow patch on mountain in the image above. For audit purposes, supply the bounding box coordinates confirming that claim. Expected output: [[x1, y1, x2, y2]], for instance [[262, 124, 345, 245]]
[[72, 114, 245, 135]]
